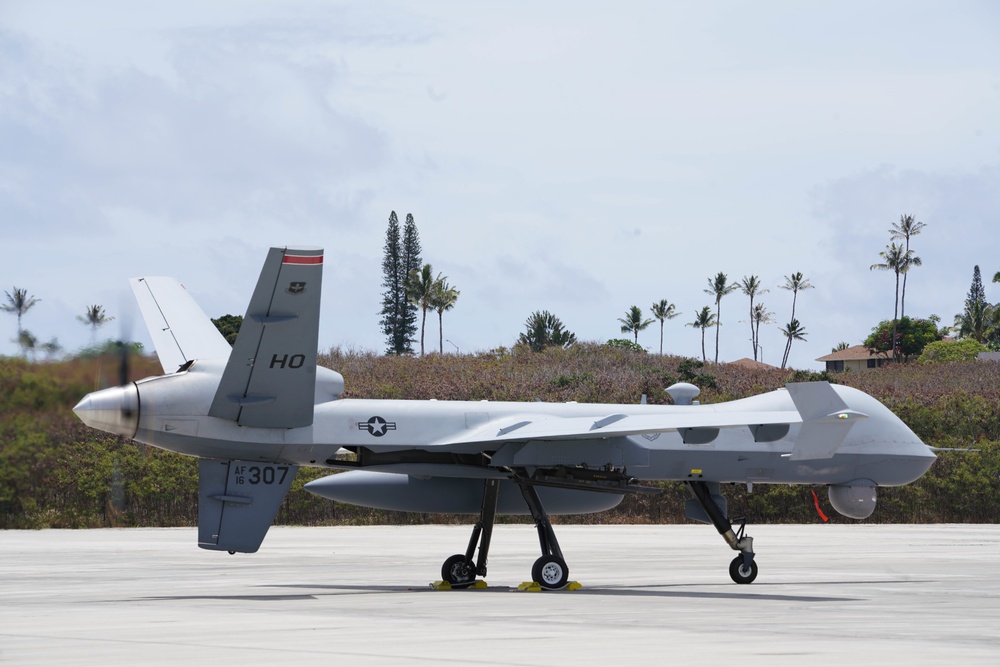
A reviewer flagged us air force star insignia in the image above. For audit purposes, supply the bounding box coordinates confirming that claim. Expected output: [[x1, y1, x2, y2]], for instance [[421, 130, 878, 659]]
[[358, 416, 396, 437]]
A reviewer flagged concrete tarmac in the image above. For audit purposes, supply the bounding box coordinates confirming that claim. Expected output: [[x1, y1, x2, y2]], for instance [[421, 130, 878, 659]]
[[1, 524, 998, 666]]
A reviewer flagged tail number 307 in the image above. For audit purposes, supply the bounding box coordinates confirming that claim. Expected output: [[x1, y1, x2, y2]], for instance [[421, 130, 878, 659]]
[[233, 465, 290, 486]]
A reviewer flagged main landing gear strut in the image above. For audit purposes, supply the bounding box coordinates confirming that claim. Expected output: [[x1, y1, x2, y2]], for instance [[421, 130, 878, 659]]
[[515, 477, 569, 590], [687, 481, 758, 584], [440, 475, 571, 590], [441, 478, 498, 588]]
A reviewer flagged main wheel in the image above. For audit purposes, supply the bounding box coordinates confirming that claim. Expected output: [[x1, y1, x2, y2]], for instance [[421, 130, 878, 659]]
[[729, 555, 758, 584], [441, 554, 477, 588], [531, 555, 569, 590]]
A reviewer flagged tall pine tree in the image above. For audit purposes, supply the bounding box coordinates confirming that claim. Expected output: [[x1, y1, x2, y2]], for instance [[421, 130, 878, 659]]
[[379, 212, 404, 354], [401, 214, 422, 351], [958, 265, 989, 342], [379, 211, 422, 354]]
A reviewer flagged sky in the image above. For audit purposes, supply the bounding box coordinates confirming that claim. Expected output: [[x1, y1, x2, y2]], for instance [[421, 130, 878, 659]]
[[2, 1, 999, 372]]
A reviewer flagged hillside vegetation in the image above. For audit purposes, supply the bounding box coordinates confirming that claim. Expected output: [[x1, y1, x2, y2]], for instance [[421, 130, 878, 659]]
[[2, 345, 998, 529]]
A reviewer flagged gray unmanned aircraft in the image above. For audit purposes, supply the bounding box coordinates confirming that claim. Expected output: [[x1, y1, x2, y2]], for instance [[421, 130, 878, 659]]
[[74, 246, 937, 589]]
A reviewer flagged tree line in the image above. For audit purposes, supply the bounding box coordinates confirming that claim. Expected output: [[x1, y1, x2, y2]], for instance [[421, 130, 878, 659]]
[[1, 290, 117, 360], [10, 211, 1000, 367], [858, 216, 1000, 363], [520, 271, 814, 369], [514, 214, 943, 367]]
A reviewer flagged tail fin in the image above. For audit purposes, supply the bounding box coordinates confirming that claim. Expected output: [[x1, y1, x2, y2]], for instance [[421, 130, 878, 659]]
[[131, 276, 234, 374], [208, 246, 324, 428], [198, 459, 299, 553]]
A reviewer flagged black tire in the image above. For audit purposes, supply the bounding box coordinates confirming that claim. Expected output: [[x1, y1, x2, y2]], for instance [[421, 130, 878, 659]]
[[729, 555, 758, 584], [531, 555, 569, 590], [441, 554, 476, 588]]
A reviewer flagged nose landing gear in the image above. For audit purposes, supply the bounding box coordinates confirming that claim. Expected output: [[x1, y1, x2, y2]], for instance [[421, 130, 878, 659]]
[[687, 481, 757, 584]]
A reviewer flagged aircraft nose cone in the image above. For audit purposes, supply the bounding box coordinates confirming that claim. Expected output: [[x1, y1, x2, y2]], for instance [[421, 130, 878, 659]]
[[73, 384, 140, 438]]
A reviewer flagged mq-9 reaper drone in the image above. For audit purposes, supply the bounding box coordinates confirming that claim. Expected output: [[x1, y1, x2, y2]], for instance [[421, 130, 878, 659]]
[[74, 246, 937, 589]]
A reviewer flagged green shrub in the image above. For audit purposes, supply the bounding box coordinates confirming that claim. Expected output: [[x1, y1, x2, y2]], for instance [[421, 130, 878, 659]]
[[605, 338, 646, 353], [919, 339, 987, 364]]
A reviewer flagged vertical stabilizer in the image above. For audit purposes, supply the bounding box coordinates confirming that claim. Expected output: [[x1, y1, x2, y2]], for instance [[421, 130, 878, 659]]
[[208, 246, 324, 428], [131, 276, 234, 374]]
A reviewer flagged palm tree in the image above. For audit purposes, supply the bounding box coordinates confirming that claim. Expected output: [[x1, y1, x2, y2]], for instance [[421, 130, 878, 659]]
[[2, 287, 41, 356], [898, 251, 922, 319], [405, 263, 438, 356], [779, 319, 807, 369], [650, 299, 680, 355], [686, 306, 717, 363], [429, 278, 460, 354], [16, 329, 38, 361], [870, 244, 905, 360], [741, 275, 768, 361], [778, 272, 814, 367], [618, 305, 654, 345], [39, 338, 61, 360], [751, 303, 774, 362], [77, 304, 115, 347], [961, 302, 997, 344], [518, 311, 577, 352], [703, 272, 738, 364], [779, 272, 814, 322], [889, 214, 926, 318]]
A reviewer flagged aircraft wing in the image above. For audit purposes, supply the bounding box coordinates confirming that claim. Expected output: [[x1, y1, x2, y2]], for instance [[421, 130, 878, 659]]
[[208, 246, 324, 429], [429, 382, 866, 458], [431, 409, 802, 447], [131, 276, 235, 374]]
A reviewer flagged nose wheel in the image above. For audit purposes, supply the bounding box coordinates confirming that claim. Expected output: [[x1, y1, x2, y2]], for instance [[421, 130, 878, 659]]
[[729, 555, 758, 584]]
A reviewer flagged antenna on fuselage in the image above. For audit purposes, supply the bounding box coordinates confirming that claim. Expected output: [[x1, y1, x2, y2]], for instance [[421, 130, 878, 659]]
[[666, 383, 701, 406]]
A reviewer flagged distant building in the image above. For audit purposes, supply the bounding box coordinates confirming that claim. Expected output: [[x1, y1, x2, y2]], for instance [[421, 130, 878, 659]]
[[815, 345, 889, 372]]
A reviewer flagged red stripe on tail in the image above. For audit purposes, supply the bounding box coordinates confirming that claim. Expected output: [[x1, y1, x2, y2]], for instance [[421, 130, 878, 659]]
[[283, 255, 323, 265]]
